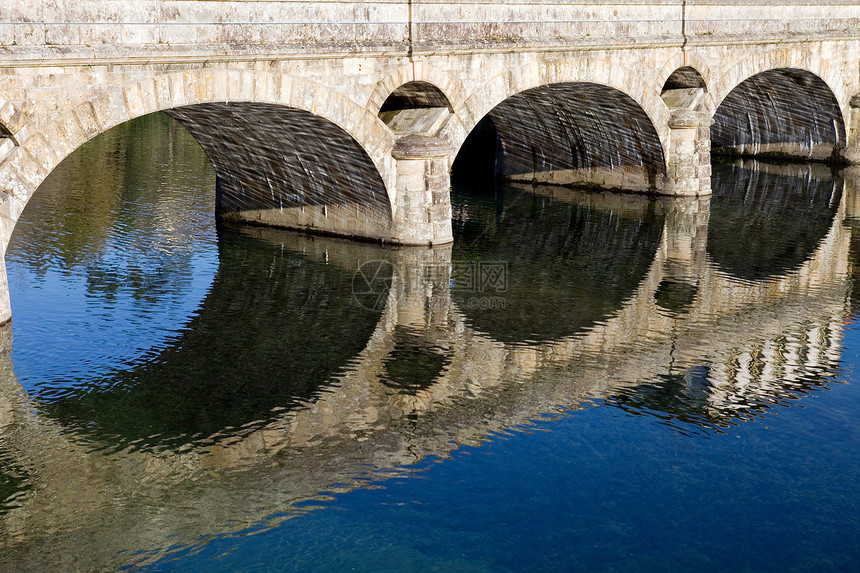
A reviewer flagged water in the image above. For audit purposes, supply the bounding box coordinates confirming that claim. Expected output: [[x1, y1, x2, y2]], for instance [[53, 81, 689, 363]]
[[0, 113, 858, 570]]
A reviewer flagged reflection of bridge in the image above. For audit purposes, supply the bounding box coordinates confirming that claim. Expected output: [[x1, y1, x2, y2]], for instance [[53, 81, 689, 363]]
[[0, 165, 855, 569], [1, 2, 860, 321]]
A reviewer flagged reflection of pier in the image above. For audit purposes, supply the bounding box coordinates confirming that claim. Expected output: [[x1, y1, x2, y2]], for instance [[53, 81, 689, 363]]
[[0, 164, 856, 569]]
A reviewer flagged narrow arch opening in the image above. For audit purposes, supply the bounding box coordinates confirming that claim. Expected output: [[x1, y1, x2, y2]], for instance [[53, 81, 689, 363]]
[[712, 68, 846, 163], [662, 67, 707, 93], [661, 66, 708, 111], [452, 82, 666, 194], [378, 81, 453, 137], [379, 81, 452, 113]]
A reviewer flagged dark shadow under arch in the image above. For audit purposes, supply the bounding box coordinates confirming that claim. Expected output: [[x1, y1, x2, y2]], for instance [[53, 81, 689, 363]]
[[167, 103, 393, 240], [712, 68, 846, 162], [662, 66, 708, 93], [379, 81, 453, 113], [452, 82, 666, 193]]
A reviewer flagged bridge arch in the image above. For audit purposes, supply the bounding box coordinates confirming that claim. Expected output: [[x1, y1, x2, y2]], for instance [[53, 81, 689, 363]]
[[656, 54, 718, 115], [0, 69, 398, 246], [450, 80, 667, 193], [366, 66, 465, 117], [710, 50, 850, 161], [442, 60, 671, 167]]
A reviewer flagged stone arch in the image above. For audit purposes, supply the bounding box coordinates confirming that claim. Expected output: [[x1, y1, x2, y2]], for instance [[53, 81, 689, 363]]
[[712, 49, 851, 128], [366, 66, 465, 117], [0, 68, 398, 246], [656, 54, 718, 115], [376, 81, 455, 138], [712, 66, 846, 161], [441, 60, 671, 166], [450, 77, 668, 194]]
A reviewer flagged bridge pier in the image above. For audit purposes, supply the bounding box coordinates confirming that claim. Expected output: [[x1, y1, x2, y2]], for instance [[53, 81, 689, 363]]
[[845, 96, 860, 165], [663, 110, 713, 196], [390, 135, 454, 246]]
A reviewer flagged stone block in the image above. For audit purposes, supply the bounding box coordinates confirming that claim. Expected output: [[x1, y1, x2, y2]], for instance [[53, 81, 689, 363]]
[[74, 102, 102, 140], [123, 84, 149, 119], [0, 150, 40, 201], [168, 73, 189, 107], [153, 76, 172, 109], [92, 89, 130, 131], [22, 134, 59, 173]]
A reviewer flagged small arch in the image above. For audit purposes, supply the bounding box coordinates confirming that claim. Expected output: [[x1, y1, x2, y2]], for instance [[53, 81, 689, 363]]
[[712, 68, 846, 162], [377, 81, 454, 137], [366, 66, 464, 117], [452, 82, 666, 193], [660, 66, 709, 114], [379, 81, 453, 113], [661, 66, 708, 93]]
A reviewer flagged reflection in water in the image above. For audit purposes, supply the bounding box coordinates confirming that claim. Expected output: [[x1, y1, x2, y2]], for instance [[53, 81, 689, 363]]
[[452, 185, 665, 342], [707, 160, 842, 280], [0, 114, 857, 570], [42, 227, 386, 447]]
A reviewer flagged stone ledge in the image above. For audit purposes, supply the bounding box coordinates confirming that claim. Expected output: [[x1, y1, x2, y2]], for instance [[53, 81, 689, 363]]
[[392, 135, 453, 160]]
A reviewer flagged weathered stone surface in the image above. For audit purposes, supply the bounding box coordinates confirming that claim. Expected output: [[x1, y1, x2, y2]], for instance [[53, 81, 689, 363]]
[[0, 0, 856, 321]]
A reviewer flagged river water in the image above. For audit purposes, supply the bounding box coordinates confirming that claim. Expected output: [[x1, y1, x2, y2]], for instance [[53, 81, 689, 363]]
[[0, 113, 858, 571]]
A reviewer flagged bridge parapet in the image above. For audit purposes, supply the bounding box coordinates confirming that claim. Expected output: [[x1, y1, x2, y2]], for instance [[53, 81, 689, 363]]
[[3, 2, 859, 60]]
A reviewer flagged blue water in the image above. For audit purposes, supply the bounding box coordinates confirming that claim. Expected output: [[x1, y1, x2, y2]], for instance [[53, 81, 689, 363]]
[[142, 353, 860, 572], [1, 114, 858, 571]]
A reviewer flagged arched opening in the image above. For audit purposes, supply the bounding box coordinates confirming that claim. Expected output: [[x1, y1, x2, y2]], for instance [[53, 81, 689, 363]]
[[167, 102, 393, 240], [452, 82, 666, 194], [377, 81, 453, 137], [662, 67, 708, 92], [6, 112, 391, 449], [448, 83, 667, 343], [712, 68, 846, 162], [379, 81, 453, 113], [660, 66, 708, 111]]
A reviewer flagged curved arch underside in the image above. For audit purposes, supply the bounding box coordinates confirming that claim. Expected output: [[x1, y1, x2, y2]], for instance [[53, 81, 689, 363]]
[[454, 83, 666, 193], [166, 103, 393, 240], [712, 69, 846, 162]]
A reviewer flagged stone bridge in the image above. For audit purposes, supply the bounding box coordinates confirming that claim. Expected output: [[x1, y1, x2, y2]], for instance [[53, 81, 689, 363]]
[[1, 1, 860, 325]]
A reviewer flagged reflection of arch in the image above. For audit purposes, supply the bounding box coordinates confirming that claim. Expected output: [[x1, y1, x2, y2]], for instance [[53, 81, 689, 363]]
[[38, 226, 387, 445], [712, 68, 846, 161], [706, 161, 842, 280], [451, 185, 666, 342], [441, 60, 671, 164], [1, 70, 397, 245]]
